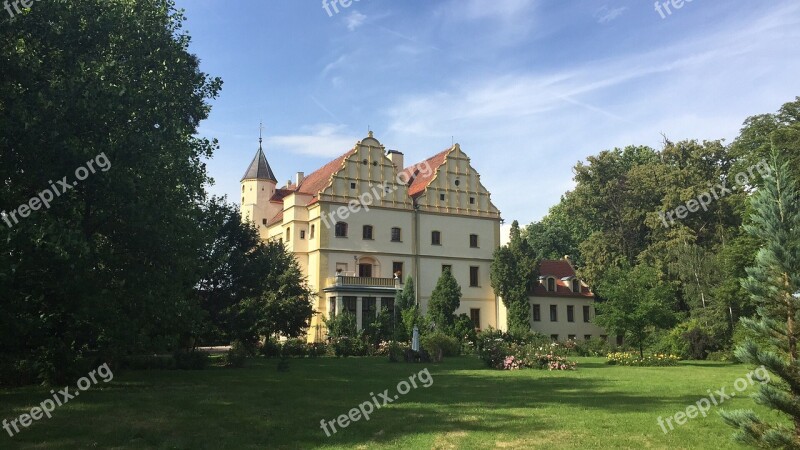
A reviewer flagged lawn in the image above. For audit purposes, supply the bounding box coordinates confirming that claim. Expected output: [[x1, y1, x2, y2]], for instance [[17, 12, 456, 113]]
[[0, 356, 784, 449]]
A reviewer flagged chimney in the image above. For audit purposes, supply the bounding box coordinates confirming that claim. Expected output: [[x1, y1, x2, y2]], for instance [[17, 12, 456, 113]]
[[295, 172, 304, 186], [387, 150, 404, 170]]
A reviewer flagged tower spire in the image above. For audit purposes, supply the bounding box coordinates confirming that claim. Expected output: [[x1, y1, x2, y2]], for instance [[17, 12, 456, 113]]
[[259, 121, 264, 148]]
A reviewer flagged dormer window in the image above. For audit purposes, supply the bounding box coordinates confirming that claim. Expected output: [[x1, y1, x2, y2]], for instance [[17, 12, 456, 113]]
[[572, 279, 581, 293], [547, 277, 556, 292]]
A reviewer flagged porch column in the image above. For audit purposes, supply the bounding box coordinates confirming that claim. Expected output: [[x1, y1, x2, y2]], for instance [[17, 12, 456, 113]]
[[356, 296, 363, 330]]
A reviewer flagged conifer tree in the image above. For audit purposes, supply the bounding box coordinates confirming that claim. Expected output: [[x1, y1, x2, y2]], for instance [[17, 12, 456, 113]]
[[721, 152, 800, 448]]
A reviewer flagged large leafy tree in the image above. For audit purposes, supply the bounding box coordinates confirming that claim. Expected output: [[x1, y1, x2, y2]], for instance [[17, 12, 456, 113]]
[[0, 0, 221, 383], [195, 200, 312, 345], [491, 221, 538, 334], [721, 153, 800, 447], [594, 265, 677, 358]]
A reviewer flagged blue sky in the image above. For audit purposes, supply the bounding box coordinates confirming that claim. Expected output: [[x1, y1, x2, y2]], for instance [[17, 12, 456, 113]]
[[175, 0, 800, 228]]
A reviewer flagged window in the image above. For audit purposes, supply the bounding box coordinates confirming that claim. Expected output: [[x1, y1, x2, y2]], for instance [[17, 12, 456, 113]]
[[362, 297, 376, 327], [550, 305, 558, 322], [393, 262, 404, 278], [381, 298, 395, 313], [335, 222, 348, 238], [547, 277, 556, 292], [469, 196, 475, 205], [442, 265, 452, 273], [242, 185, 245, 192], [572, 279, 581, 293], [310, 225, 315, 239], [533, 304, 541, 322], [262, 219, 267, 226], [469, 234, 479, 248], [568, 334, 576, 341], [242, 196, 245, 204], [454, 179, 460, 186], [286, 227, 291, 241], [300, 230, 306, 239], [583, 305, 591, 323], [550, 334, 559, 342], [440, 193, 445, 201], [584, 335, 592, 340], [469, 266, 479, 287], [567, 305, 574, 322], [343, 297, 357, 316], [431, 231, 441, 246], [363, 225, 374, 240], [350, 182, 356, 189], [391, 227, 401, 242], [329, 298, 336, 319], [470, 309, 481, 330]]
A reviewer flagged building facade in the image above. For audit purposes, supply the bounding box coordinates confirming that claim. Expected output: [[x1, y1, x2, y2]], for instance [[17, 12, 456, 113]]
[[240, 133, 503, 341], [529, 258, 608, 342]]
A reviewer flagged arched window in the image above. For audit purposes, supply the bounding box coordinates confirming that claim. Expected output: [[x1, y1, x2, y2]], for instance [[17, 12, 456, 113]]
[[335, 222, 348, 238], [572, 279, 581, 293], [310, 224, 315, 239], [286, 227, 291, 241], [547, 277, 556, 292]]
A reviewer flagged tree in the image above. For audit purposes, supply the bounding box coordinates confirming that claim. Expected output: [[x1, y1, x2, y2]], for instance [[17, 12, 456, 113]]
[[0, 0, 221, 383], [595, 265, 677, 358], [393, 275, 416, 340], [428, 269, 462, 334], [491, 221, 538, 334], [721, 153, 800, 447]]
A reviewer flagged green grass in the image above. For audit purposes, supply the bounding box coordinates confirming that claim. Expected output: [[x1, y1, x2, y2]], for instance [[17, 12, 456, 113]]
[[0, 356, 785, 449]]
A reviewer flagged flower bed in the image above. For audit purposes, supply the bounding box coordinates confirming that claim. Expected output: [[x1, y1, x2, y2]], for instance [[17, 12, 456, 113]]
[[479, 338, 578, 371], [606, 352, 680, 367]]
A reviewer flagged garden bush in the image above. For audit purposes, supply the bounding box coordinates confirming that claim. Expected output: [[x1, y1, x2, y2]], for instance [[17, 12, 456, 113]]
[[260, 338, 282, 358], [281, 338, 308, 358], [225, 340, 250, 368], [574, 337, 610, 357], [173, 350, 210, 370], [421, 332, 460, 362]]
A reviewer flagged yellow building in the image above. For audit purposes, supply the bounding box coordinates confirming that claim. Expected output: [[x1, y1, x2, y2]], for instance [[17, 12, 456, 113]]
[[240, 132, 503, 341]]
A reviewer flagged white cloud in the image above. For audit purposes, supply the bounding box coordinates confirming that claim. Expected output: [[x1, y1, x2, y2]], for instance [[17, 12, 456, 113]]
[[266, 124, 358, 158], [383, 2, 800, 223], [345, 11, 367, 31], [595, 6, 627, 24]]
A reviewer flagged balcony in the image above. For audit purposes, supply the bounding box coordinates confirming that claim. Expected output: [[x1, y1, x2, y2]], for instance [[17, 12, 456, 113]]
[[325, 274, 400, 289]]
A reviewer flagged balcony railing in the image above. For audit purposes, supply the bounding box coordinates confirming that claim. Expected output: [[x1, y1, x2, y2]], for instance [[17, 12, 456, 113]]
[[326, 274, 400, 289]]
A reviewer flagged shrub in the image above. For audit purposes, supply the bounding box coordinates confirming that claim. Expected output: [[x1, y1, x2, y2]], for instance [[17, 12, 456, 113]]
[[260, 338, 282, 358], [453, 314, 478, 344], [307, 342, 327, 358], [281, 338, 307, 358], [331, 337, 367, 357], [387, 341, 409, 363], [421, 332, 460, 362], [225, 341, 250, 368], [606, 352, 680, 367], [575, 338, 610, 357], [0, 358, 40, 387], [173, 350, 209, 370]]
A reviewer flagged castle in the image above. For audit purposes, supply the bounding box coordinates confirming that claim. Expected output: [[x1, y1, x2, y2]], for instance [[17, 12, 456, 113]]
[[240, 132, 605, 342]]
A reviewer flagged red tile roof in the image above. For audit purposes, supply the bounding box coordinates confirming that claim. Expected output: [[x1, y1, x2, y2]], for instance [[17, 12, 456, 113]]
[[402, 148, 451, 198], [533, 259, 593, 297], [297, 148, 357, 197]]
